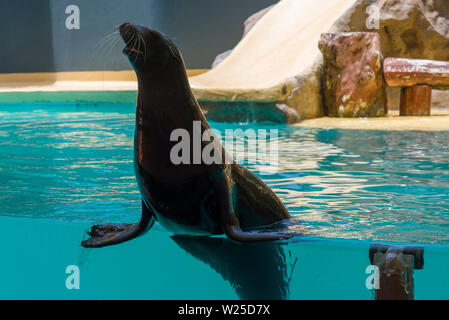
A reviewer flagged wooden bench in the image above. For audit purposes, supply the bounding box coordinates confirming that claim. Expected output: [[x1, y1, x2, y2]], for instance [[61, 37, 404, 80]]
[[384, 58, 449, 116]]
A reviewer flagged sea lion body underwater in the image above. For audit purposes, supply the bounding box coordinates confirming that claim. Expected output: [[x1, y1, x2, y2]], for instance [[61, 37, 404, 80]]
[[81, 23, 292, 248]]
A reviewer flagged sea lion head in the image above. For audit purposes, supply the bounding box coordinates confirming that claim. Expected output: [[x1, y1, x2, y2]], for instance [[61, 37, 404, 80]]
[[119, 23, 184, 79]]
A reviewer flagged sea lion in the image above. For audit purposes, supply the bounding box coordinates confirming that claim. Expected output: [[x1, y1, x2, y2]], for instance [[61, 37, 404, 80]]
[[81, 23, 293, 248], [171, 235, 297, 299]]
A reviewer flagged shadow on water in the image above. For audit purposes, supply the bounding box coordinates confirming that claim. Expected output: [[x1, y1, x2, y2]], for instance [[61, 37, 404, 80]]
[[171, 235, 297, 300]]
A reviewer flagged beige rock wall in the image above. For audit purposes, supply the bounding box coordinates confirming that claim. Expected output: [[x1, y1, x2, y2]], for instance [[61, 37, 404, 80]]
[[319, 32, 386, 117], [333, 0, 449, 111], [191, 0, 449, 123]]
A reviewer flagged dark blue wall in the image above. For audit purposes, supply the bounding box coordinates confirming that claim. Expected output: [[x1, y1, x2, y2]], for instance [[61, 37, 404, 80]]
[[0, 0, 277, 73], [0, 1, 55, 73]]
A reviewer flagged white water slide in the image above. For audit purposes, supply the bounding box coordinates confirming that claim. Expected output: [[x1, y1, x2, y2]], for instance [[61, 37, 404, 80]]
[[190, 0, 356, 105]]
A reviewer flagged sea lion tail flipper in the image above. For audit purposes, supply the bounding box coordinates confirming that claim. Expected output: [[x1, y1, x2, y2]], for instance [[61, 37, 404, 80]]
[[216, 173, 292, 243], [81, 200, 156, 248]]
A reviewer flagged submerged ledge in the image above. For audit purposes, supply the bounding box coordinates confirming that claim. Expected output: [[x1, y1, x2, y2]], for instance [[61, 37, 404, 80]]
[[0, 90, 138, 104], [297, 109, 449, 132], [0, 88, 448, 131]]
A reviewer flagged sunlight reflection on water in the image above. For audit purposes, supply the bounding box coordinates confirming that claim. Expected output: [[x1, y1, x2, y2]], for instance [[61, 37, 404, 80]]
[[1, 103, 449, 245]]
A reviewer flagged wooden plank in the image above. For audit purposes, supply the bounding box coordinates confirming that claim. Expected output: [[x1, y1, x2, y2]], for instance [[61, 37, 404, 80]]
[[384, 58, 449, 88], [400, 85, 432, 116]]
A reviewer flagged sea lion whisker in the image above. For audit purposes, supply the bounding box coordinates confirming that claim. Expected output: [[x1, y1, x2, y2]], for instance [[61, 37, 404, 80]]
[[93, 35, 117, 57], [137, 35, 144, 56], [119, 27, 135, 49], [104, 33, 121, 51], [108, 35, 123, 58], [94, 31, 121, 61], [138, 33, 147, 60], [131, 34, 139, 51], [131, 32, 146, 56], [109, 36, 122, 60], [95, 30, 120, 49], [133, 35, 142, 63], [102, 30, 120, 40], [89, 31, 120, 69], [122, 28, 134, 42], [106, 33, 122, 50], [122, 34, 134, 49], [99, 33, 124, 68], [127, 32, 137, 49], [130, 33, 139, 57]]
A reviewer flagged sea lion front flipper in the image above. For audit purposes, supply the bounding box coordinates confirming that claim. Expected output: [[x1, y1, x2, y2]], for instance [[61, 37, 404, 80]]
[[216, 173, 292, 243], [81, 200, 156, 248]]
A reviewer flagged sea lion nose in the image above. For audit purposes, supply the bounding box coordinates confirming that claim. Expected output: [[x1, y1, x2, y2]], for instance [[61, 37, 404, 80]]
[[119, 23, 133, 37], [119, 23, 137, 46]]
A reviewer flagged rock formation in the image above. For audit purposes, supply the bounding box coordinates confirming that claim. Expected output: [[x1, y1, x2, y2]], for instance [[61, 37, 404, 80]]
[[331, 0, 449, 112], [192, 0, 449, 123], [332, 0, 449, 61], [319, 32, 386, 117]]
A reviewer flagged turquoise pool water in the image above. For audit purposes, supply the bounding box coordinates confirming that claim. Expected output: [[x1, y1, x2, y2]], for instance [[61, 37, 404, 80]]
[[1, 102, 449, 299], [2, 102, 449, 244]]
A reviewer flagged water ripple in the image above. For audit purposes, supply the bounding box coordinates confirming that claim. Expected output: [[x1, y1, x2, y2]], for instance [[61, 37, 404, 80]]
[[1, 103, 449, 245]]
